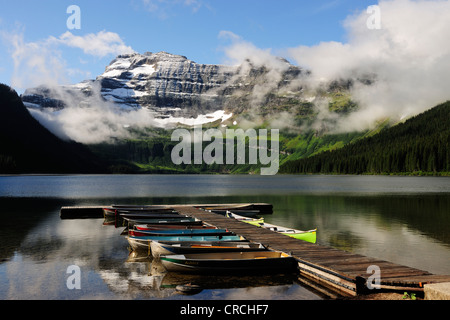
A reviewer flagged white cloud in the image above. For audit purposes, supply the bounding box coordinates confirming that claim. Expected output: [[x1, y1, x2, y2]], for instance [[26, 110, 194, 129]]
[[57, 31, 134, 58], [2, 29, 134, 90], [3, 30, 68, 89], [286, 0, 450, 132], [28, 83, 158, 144], [218, 30, 291, 110], [214, 1, 450, 133]]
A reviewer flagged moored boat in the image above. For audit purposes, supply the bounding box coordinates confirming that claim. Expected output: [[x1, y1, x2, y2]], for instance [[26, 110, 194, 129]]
[[126, 234, 245, 252], [150, 240, 268, 258], [128, 228, 233, 237], [134, 224, 216, 231], [123, 217, 202, 228], [118, 212, 184, 219], [111, 204, 170, 210], [103, 206, 175, 218], [226, 211, 316, 243], [258, 222, 317, 243], [160, 251, 297, 274], [225, 211, 264, 226], [210, 209, 261, 217]]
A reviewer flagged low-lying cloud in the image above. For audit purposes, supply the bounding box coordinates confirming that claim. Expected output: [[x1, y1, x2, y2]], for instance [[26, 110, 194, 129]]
[[288, 0, 450, 132], [219, 0, 450, 133], [28, 83, 158, 144], [6, 0, 450, 144]]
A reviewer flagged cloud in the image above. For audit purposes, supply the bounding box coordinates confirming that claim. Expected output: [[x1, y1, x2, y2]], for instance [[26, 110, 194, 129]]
[[216, 1, 450, 134], [2, 29, 134, 90], [287, 0, 450, 132], [28, 83, 158, 144], [218, 30, 291, 109], [57, 31, 134, 58], [3, 30, 68, 89]]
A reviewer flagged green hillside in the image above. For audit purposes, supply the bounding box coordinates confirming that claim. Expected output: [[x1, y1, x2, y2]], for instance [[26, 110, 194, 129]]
[[3, 80, 447, 176], [280, 101, 450, 175]]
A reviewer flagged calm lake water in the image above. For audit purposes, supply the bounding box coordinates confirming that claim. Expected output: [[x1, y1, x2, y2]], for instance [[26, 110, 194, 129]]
[[0, 174, 449, 300]]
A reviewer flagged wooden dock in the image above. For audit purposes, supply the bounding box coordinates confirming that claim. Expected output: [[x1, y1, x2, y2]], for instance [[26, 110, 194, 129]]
[[60, 203, 450, 298], [59, 203, 273, 219], [170, 206, 450, 297]]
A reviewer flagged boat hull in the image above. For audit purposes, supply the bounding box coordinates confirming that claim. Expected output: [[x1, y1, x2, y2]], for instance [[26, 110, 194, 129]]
[[103, 206, 175, 218], [261, 222, 317, 243], [119, 212, 184, 219], [135, 224, 216, 231], [150, 240, 267, 258], [126, 235, 244, 252], [227, 212, 317, 243], [283, 229, 316, 243], [124, 217, 201, 228], [225, 211, 264, 226], [128, 229, 233, 237], [160, 251, 296, 274]]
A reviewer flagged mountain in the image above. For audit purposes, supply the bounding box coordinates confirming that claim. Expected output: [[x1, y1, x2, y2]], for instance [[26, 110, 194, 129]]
[[0, 84, 106, 174], [21, 51, 326, 128], [21, 51, 238, 123], [279, 101, 450, 175]]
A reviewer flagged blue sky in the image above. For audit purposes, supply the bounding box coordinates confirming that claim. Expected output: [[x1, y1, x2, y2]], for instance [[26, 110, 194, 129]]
[[0, 0, 372, 91]]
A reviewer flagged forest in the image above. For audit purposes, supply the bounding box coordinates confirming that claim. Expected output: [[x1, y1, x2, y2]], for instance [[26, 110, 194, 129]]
[[280, 101, 450, 175]]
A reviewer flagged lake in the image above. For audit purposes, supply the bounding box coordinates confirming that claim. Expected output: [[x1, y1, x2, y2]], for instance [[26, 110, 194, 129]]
[[0, 174, 449, 300]]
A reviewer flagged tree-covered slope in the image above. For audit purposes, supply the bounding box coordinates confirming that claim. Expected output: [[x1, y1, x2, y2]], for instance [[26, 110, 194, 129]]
[[280, 101, 450, 175], [0, 84, 106, 174]]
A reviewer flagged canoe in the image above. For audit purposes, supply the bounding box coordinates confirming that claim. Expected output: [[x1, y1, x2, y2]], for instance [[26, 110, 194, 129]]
[[128, 228, 233, 237], [150, 240, 268, 258], [103, 206, 175, 217], [118, 217, 202, 229], [123, 217, 201, 226], [210, 209, 261, 217], [226, 211, 316, 243], [134, 224, 216, 231], [126, 235, 245, 252], [118, 212, 184, 219], [127, 233, 239, 241], [225, 211, 265, 226], [160, 251, 297, 274], [258, 222, 317, 243], [128, 234, 243, 242]]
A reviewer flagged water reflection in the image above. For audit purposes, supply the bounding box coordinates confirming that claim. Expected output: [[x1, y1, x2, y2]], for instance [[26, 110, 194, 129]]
[[0, 199, 323, 299], [1, 175, 449, 299], [121, 250, 320, 300]]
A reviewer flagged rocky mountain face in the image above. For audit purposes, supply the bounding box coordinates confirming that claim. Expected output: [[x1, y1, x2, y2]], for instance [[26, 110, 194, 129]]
[[21, 51, 308, 125]]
